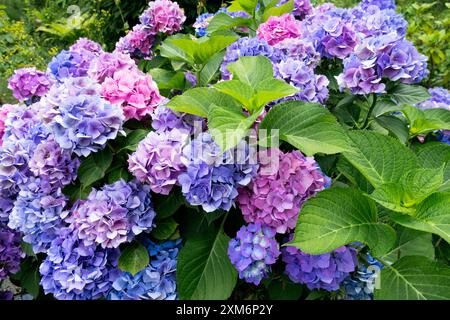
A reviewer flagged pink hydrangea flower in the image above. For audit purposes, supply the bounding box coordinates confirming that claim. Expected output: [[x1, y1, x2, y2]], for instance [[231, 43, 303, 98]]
[[7, 68, 52, 101], [238, 148, 330, 234], [101, 68, 163, 121], [89, 51, 136, 83], [257, 14, 302, 46], [0, 104, 18, 145], [139, 0, 186, 34]]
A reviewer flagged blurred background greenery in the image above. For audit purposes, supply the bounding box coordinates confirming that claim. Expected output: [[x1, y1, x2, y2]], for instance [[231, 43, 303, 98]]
[[0, 0, 448, 104]]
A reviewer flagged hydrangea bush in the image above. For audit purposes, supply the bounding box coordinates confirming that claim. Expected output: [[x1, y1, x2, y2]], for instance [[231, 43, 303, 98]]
[[1, 0, 450, 301]]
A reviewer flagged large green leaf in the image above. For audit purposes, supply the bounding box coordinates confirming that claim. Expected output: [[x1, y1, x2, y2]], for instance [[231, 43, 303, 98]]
[[206, 12, 252, 34], [343, 131, 418, 188], [414, 142, 450, 189], [118, 242, 149, 276], [159, 34, 192, 64], [336, 156, 374, 193], [259, 101, 350, 156], [208, 104, 260, 151], [166, 87, 241, 117], [374, 114, 409, 144], [390, 192, 450, 244], [228, 0, 259, 14], [149, 68, 186, 90], [199, 51, 225, 86], [152, 218, 178, 241], [388, 84, 431, 105], [262, 0, 294, 21], [177, 228, 237, 300], [226, 56, 274, 87], [77, 148, 113, 187], [290, 188, 396, 257], [374, 256, 450, 300], [381, 227, 435, 264]]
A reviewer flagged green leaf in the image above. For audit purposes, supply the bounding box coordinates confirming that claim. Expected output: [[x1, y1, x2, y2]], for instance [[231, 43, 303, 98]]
[[159, 34, 192, 63], [149, 68, 186, 90], [401, 105, 450, 136], [213, 80, 255, 107], [262, 0, 294, 21], [374, 256, 450, 300], [228, 0, 259, 14], [166, 87, 241, 117], [77, 148, 113, 187], [107, 167, 131, 184], [266, 275, 303, 300], [199, 51, 225, 86], [259, 101, 350, 156], [206, 12, 251, 34], [343, 131, 418, 188], [152, 218, 178, 241], [208, 103, 260, 151], [336, 156, 374, 193], [381, 227, 435, 264], [11, 259, 40, 298], [227, 56, 274, 87], [375, 115, 409, 144], [154, 190, 185, 220], [253, 79, 298, 111], [414, 142, 450, 189], [118, 242, 149, 276], [290, 188, 396, 257], [372, 97, 402, 117], [177, 228, 237, 300], [388, 84, 431, 105], [390, 192, 450, 244]]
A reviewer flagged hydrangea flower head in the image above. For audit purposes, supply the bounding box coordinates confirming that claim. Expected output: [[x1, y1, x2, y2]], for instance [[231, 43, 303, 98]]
[[359, 0, 396, 10], [139, 0, 186, 34], [67, 179, 155, 248], [0, 188, 16, 224], [193, 12, 214, 37], [418, 87, 450, 110], [128, 129, 188, 195], [228, 223, 280, 285], [48, 50, 91, 82], [178, 133, 258, 212], [89, 51, 136, 83], [115, 24, 155, 60], [274, 38, 321, 69], [282, 242, 358, 291], [257, 14, 302, 46], [277, 0, 313, 19], [238, 148, 330, 234], [50, 94, 124, 157], [0, 224, 25, 280], [151, 105, 205, 134], [109, 239, 181, 300], [39, 227, 121, 300], [0, 104, 17, 145], [7, 68, 52, 102], [69, 38, 103, 55], [8, 178, 68, 253], [102, 68, 162, 121]]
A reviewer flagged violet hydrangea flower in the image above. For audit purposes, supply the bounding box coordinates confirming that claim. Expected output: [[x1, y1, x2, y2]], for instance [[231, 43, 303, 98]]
[[67, 179, 155, 249], [7, 68, 52, 102], [257, 13, 302, 46], [128, 129, 188, 195], [39, 227, 121, 300], [8, 178, 68, 253], [178, 133, 258, 212], [359, 0, 396, 10], [50, 94, 124, 157], [238, 148, 330, 234], [102, 68, 163, 121], [274, 38, 321, 69], [228, 223, 280, 285], [48, 50, 91, 82], [0, 189, 16, 224], [277, 0, 313, 19], [89, 51, 136, 83], [139, 0, 186, 35], [282, 241, 358, 291], [193, 12, 214, 37], [0, 104, 17, 145], [151, 105, 205, 134], [0, 223, 25, 280], [115, 24, 155, 60], [69, 38, 103, 55], [108, 239, 181, 300]]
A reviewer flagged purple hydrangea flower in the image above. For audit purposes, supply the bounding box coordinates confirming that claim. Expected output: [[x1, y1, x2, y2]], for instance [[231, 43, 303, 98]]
[[277, 0, 313, 19], [128, 129, 188, 195], [178, 133, 258, 212], [139, 0, 186, 34], [39, 227, 121, 300], [228, 223, 280, 285], [28, 140, 79, 189], [274, 38, 321, 69], [238, 148, 330, 234], [115, 24, 155, 60], [359, 0, 396, 10], [276, 58, 329, 103], [282, 241, 358, 291], [417, 87, 450, 110], [0, 291, 14, 300], [67, 179, 155, 249], [7, 68, 52, 102], [8, 178, 68, 253], [89, 51, 136, 83], [0, 189, 16, 224], [0, 104, 17, 146], [0, 224, 25, 280], [50, 94, 124, 157], [351, 6, 407, 38], [69, 38, 103, 55], [221, 37, 284, 80], [151, 105, 204, 134], [48, 50, 91, 82], [193, 12, 214, 37], [108, 239, 181, 300]]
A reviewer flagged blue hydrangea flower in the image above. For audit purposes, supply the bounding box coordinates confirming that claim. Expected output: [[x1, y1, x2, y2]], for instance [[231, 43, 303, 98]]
[[178, 133, 258, 212], [50, 94, 124, 157], [359, 0, 396, 10], [193, 12, 214, 37], [0, 223, 25, 280], [39, 227, 121, 300], [228, 223, 280, 285], [342, 254, 384, 300], [48, 50, 91, 82], [108, 239, 181, 300], [8, 178, 68, 253], [151, 105, 205, 134], [0, 189, 16, 224]]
